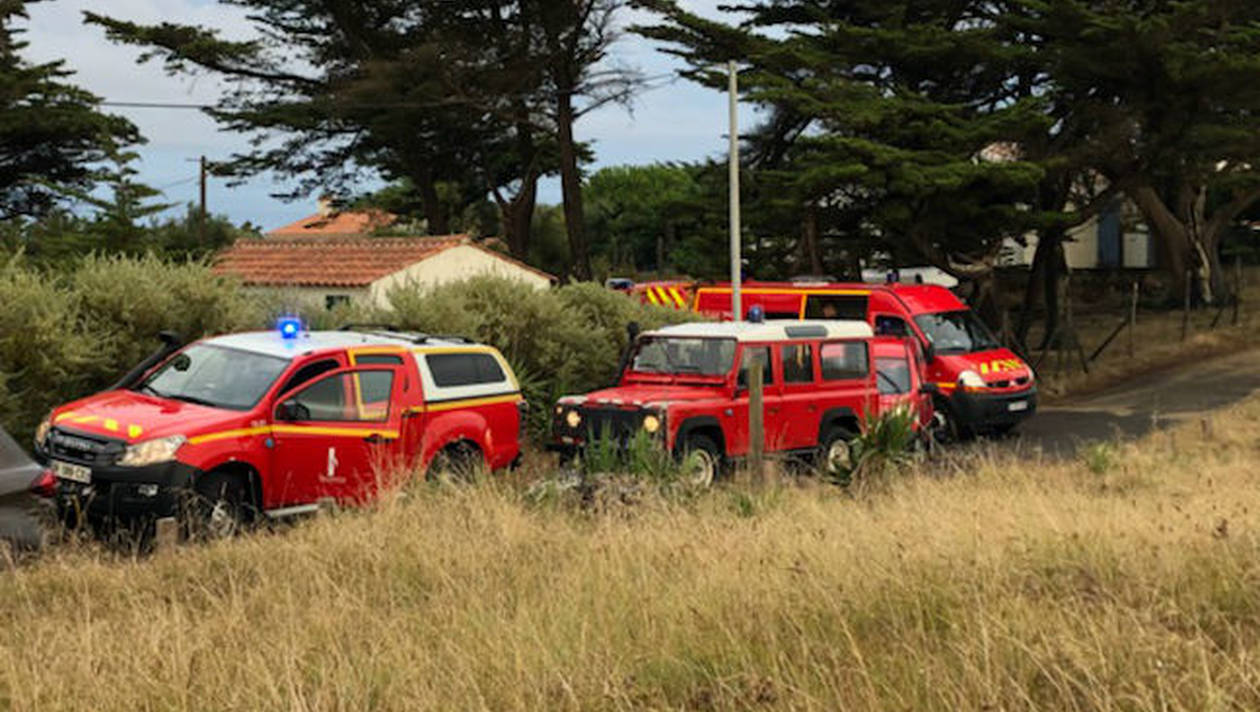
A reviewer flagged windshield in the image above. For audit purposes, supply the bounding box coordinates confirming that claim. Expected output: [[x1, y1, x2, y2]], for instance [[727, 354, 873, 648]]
[[137, 344, 290, 410], [630, 337, 736, 377], [914, 310, 1000, 354]]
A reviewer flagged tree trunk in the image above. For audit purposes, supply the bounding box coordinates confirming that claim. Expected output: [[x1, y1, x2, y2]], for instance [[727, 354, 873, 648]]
[[1130, 184, 1225, 306], [497, 172, 538, 261], [1015, 235, 1048, 350], [416, 170, 450, 236], [801, 203, 823, 276], [555, 90, 591, 281]]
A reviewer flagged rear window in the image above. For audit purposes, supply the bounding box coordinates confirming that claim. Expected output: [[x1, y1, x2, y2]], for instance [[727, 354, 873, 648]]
[[426, 353, 507, 387], [820, 341, 869, 380]]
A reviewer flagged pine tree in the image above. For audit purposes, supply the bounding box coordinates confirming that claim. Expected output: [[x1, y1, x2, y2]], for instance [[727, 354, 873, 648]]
[[0, 0, 138, 220]]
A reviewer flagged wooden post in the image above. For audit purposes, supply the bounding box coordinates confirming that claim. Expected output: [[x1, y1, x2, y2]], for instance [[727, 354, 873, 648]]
[[1181, 269, 1192, 342], [1128, 281, 1138, 360], [749, 354, 765, 481]]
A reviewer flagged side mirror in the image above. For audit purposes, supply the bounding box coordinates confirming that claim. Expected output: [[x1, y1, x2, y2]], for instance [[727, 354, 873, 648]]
[[919, 383, 940, 397], [277, 400, 309, 422], [922, 342, 937, 363]]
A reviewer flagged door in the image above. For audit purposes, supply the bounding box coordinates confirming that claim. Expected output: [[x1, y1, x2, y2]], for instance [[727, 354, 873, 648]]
[[775, 341, 820, 451], [875, 353, 916, 413], [270, 366, 404, 507]]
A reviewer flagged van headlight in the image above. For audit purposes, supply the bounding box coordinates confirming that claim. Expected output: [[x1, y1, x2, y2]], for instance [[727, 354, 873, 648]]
[[118, 435, 187, 467], [642, 413, 662, 434], [565, 410, 582, 429], [958, 370, 986, 391]]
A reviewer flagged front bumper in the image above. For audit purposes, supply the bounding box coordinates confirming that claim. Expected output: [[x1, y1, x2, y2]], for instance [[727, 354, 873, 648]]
[[949, 386, 1038, 431], [549, 406, 666, 457], [53, 460, 200, 523]]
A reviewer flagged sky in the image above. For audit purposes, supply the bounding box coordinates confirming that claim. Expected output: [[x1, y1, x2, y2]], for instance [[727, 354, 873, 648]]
[[19, 1, 749, 233]]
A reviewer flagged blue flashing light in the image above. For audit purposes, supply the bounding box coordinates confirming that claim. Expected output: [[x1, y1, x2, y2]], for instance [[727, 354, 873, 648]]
[[746, 305, 765, 324], [278, 316, 303, 340]]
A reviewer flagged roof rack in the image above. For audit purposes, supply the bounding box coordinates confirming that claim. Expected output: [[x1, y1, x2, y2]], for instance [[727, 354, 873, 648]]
[[338, 323, 399, 332]]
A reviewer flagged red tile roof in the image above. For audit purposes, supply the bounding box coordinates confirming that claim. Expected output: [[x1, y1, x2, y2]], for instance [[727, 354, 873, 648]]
[[267, 209, 398, 237], [214, 235, 471, 287]]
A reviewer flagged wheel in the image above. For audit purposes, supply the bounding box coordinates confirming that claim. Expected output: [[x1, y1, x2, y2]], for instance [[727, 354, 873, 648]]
[[932, 399, 973, 444], [427, 442, 483, 482], [190, 472, 248, 540], [817, 427, 855, 478], [679, 434, 722, 487]]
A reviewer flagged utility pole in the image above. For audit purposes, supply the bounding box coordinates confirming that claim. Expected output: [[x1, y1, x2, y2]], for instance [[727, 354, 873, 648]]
[[198, 155, 207, 246], [728, 60, 742, 322]]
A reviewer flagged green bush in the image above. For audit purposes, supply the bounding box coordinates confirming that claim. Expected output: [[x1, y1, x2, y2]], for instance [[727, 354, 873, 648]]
[[0, 254, 265, 445], [0, 259, 696, 450]]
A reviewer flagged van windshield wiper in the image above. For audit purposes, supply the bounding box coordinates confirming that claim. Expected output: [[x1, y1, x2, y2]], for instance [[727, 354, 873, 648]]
[[168, 393, 218, 408]]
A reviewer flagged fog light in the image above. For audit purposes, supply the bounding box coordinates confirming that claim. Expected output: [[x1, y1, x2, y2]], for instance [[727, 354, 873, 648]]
[[642, 414, 661, 434], [136, 484, 159, 498], [565, 410, 582, 429]]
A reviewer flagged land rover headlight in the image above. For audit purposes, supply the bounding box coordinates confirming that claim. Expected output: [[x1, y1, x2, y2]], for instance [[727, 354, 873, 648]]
[[34, 416, 52, 449], [642, 413, 662, 434], [958, 370, 986, 391], [565, 410, 583, 429], [118, 435, 187, 467]]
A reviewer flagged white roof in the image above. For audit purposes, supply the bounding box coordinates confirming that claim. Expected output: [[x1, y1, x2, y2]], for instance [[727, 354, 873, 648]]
[[204, 330, 474, 360], [644, 319, 873, 343]]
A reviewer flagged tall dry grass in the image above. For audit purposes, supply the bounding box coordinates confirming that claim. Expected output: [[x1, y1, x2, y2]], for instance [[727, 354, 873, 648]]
[[3, 399, 1260, 710]]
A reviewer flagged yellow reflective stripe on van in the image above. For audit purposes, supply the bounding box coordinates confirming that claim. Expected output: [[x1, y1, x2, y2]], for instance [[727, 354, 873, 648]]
[[668, 287, 687, 308], [187, 426, 273, 446]]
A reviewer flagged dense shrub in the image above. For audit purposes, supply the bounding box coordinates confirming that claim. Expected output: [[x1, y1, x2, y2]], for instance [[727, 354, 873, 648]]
[[0, 258, 695, 447], [0, 254, 264, 444]]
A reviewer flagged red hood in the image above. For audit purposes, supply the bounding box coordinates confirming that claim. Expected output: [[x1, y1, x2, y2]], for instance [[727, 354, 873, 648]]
[[560, 382, 727, 408], [938, 348, 1033, 384], [50, 390, 248, 444]]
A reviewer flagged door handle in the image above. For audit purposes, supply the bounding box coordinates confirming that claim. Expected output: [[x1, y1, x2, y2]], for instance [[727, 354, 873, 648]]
[[363, 434, 385, 444]]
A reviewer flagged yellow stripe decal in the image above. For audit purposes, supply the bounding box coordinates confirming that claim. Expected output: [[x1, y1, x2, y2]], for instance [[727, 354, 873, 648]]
[[103, 418, 119, 432], [188, 426, 272, 446], [128, 425, 144, 439], [669, 287, 687, 308], [645, 289, 660, 305], [189, 425, 399, 446], [936, 382, 957, 389], [412, 346, 497, 356], [53, 411, 77, 423], [425, 394, 523, 413]]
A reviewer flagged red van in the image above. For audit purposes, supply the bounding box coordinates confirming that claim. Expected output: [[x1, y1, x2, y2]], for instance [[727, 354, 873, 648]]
[[690, 282, 1036, 438]]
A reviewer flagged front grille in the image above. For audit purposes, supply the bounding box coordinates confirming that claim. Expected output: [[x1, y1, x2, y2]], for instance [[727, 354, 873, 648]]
[[47, 427, 125, 467], [581, 407, 646, 442]]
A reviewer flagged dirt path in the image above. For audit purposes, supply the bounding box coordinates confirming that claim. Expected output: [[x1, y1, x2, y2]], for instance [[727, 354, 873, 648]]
[[1014, 346, 1260, 456]]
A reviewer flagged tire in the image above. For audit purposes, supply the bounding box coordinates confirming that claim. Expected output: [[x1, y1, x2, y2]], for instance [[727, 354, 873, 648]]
[[932, 399, 973, 444], [427, 442, 483, 482], [190, 472, 248, 540], [817, 427, 855, 478], [678, 434, 722, 487]]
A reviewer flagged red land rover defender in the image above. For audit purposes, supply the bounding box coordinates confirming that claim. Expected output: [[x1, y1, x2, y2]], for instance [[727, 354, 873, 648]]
[[623, 280, 1036, 438], [550, 320, 933, 484], [33, 325, 524, 534]]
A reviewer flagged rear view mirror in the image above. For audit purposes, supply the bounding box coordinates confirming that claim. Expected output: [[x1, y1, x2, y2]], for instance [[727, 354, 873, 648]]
[[171, 354, 192, 372], [277, 400, 309, 422]]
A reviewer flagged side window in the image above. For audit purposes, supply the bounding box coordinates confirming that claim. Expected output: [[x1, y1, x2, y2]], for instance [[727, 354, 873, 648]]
[[780, 344, 814, 384], [426, 353, 506, 387], [277, 358, 340, 398], [737, 346, 774, 388], [875, 315, 910, 338], [354, 354, 404, 366], [821, 341, 869, 381], [804, 295, 868, 320], [284, 371, 394, 423], [876, 357, 913, 395]]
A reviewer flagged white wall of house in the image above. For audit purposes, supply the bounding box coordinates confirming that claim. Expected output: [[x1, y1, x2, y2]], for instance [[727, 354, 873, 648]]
[[368, 245, 551, 308], [999, 217, 1154, 270], [244, 286, 371, 313]]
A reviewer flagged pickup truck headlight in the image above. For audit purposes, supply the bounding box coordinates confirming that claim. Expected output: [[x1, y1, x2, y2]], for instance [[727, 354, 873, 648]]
[[34, 416, 52, 449], [958, 370, 986, 391], [642, 413, 662, 434], [118, 435, 186, 467]]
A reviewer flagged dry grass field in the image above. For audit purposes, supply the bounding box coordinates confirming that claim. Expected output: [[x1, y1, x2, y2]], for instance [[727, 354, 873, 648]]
[[3, 398, 1260, 711]]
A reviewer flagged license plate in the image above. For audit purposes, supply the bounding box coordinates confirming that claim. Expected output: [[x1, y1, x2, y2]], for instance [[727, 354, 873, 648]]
[[1008, 400, 1029, 412], [52, 460, 91, 484]]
